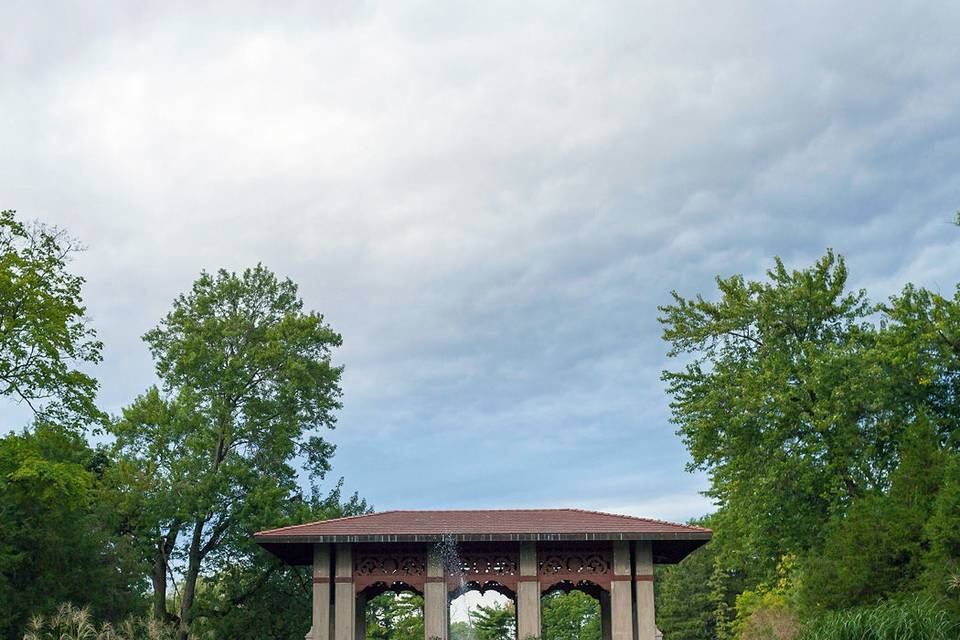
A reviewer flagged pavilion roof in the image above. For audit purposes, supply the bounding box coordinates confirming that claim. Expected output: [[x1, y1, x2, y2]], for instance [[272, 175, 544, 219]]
[[255, 509, 711, 564]]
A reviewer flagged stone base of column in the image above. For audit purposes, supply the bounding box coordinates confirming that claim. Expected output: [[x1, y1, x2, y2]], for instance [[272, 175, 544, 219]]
[[516, 580, 541, 640]]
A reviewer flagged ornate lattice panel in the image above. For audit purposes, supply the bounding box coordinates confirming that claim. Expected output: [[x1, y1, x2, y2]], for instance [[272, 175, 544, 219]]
[[448, 545, 520, 594], [537, 543, 613, 591], [353, 545, 427, 593]]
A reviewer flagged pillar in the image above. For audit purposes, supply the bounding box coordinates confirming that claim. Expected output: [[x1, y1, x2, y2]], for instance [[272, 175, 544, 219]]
[[424, 545, 449, 640], [516, 542, 541, 640], [610, 542, 634, 640], [599, 590, 612, 640], [355, 590, 367, 640], [334, 543, 355, 640], [633, 542, 656, 640], [308, 544, 332, 640]]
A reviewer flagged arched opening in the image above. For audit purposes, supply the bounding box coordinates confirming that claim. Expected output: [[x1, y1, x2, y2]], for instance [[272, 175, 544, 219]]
[[540, 581, 604, 640], [361, 583, 424, 640], [449, 582, 516, 640]]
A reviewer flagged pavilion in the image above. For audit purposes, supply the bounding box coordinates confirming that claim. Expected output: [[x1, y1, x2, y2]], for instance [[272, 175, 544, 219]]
[[255, 509, 711, 640]]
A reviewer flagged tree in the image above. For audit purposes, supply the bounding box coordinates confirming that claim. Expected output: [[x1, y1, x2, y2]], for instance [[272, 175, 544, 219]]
[[540, 591, 600, 640], [190, 483, 368, 640], [450, 621, 476, 640], [797, 417, 944, 611], [366, 592, 425, 640], [659, 251, 886, 574], [0, 210, 103, 429], [655, 518, 720, 640], [470, 602, 515, 640], [0, 423, 143, 639], [111, 265, 344, 640]]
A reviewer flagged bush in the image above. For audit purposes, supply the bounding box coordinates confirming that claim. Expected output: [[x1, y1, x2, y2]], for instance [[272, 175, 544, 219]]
[[797, 597, 957, 640]]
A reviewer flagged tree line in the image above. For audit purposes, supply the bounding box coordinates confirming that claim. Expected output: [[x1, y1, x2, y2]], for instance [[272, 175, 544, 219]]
[[0, 210, 367, 639], [655, 222, 960, 639], [4, 207, 960, 640]]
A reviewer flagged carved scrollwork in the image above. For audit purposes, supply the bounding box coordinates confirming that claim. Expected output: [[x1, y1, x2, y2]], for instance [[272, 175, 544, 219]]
[[354, 548, 427, 592], [538, 544, 613, 591], [456, 553, 519, 577]]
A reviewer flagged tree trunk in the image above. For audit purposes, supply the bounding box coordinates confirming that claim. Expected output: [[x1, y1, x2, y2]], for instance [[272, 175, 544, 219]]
[[178, 519, 205, 640], [153, 524, 180, 622]]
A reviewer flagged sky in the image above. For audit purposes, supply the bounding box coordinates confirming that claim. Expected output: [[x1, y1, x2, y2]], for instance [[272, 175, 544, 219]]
[[2, 1, 960, 525]]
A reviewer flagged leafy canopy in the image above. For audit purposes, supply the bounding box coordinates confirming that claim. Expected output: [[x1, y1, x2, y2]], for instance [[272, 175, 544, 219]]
[[0, 210, 102, 428]]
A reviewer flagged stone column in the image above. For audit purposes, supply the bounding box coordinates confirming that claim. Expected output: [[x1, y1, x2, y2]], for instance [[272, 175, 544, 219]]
[[633, 542, 656, 640], [308, 544, 332, 640], [424, 545, 449, 640], [610, 542, 634, 640], [516, 542, 541, 640], [355, 590, 367, 640], [599, 590, 612, 640], [334, 543, 355, 640]]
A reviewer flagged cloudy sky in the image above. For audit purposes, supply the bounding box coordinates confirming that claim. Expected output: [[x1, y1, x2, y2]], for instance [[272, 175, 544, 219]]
[[3, 1, 960, 524]]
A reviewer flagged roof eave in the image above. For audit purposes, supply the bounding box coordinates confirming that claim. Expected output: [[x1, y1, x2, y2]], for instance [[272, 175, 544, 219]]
[[254, 531, 712, 544]]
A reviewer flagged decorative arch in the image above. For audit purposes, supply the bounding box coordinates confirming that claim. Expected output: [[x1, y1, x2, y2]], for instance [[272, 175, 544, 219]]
[[537, 542, 613, 592], [448, 580, 516, 601], [540, 579, 605, 600]]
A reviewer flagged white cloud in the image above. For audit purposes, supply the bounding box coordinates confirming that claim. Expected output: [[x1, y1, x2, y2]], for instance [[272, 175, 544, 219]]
[[1, 1, 959, 521]]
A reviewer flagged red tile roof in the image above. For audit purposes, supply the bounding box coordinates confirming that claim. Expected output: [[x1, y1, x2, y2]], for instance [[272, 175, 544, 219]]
[[256, 508, 711, 541]]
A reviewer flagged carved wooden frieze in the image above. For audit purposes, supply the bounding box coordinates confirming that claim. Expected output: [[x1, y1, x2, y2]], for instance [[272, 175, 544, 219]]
[[448, 545, 520, 593], [538, 543, 613, 591], [353, 545, 427, 592]]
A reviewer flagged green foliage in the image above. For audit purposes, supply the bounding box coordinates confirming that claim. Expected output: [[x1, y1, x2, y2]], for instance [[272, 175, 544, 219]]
[[660, 251, 881, 575], [798, 418, 943, 611], [451, 621, 477, 640], [731, 557, 799, 640], [922, 452, 960, 618], [366, 592, 425, 640], [189, 482, 368, 640], [111, 265, 345, 638], [540, 591, 600, 640], [0, 425, 144, 639], [660, 248, 960, 635], [656, 518, 721, 640], [0, 210, 103, 428], [797, 597, 957, 640], [469, 602, 515, 640]]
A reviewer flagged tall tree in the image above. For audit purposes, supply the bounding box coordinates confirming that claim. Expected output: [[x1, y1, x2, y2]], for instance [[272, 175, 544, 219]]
[[112, 265, 344, 640], [659, 251, 884, 572], [0, 210, 103, 429]]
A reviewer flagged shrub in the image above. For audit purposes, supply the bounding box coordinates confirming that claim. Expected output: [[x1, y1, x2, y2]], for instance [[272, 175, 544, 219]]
[[798, 597, 957, 640]]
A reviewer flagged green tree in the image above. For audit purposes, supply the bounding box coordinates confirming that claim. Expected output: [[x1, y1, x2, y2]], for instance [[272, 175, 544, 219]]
[[659, 251, 885, 576], [656, 518, 722, 640], [190, 482, 368, 640], [470, 602, 515, 640], [450, 621, 477, 640], [366, 592, 425, 640], [111, 265, 344, 640], [0, 210, 103, 428], [541, 591, 600, 640], [0, 424, 143, 639], [923, 452, 960, 617], [797, 417, 944, 611]]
